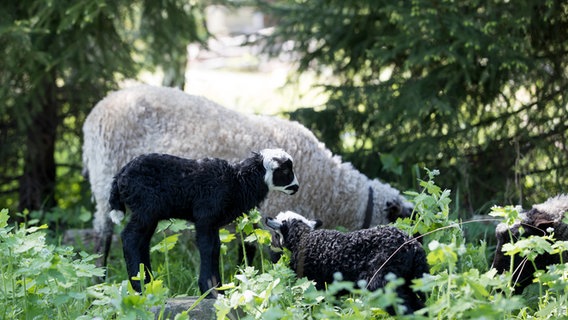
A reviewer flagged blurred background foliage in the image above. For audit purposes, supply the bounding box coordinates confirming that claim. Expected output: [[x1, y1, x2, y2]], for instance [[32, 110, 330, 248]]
[[0, 0, 566, 226], [0, 0, 208, 220], [255, 0, 568, 215]]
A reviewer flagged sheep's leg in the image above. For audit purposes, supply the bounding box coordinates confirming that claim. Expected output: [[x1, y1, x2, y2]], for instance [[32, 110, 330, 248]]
[[93, 217, 114, 283], [195, 226, 221, 298], [121, 219, 158, 292]]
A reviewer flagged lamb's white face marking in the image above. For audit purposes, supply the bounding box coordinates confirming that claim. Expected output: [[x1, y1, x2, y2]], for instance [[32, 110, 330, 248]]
[[260, 148, 299, 195], [275, 210, 320, 230], [266, 211, 320, 251]]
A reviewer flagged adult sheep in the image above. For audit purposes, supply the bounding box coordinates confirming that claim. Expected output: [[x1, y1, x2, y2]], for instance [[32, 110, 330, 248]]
[[109, 149, 299, 295], [264, 210, 429, 315], [82, 85, 414, 266], [492, 194, 568, 294]]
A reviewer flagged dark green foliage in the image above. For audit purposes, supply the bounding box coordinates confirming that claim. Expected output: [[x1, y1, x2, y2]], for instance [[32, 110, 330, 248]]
[[0, 1, 207, 216], [256, 0, 568, 213], [137, 0, 208, 88], [0, 208, 175, 319]]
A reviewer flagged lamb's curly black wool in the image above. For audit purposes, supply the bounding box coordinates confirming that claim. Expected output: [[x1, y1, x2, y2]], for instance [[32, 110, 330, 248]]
[[493, 194, 568, 294], [266, 211, 429, 315]]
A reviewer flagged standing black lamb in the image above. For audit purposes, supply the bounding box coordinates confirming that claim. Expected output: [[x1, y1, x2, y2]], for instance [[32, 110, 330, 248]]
[[109, 149, 299, 296], [264, 211, 429, 315]]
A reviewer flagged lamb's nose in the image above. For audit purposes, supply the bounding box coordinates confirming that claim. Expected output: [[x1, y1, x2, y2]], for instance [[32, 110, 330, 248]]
[[286, 184, 299, 195]]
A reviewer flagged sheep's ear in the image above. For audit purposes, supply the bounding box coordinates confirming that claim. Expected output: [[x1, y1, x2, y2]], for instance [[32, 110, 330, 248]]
[[265, 217, 282, 230]]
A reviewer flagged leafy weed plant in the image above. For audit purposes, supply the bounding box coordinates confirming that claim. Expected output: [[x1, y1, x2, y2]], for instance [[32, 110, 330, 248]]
[[2, 169, 568, 319], [0, 208, 180, 320], [216, 169, 568, 319]]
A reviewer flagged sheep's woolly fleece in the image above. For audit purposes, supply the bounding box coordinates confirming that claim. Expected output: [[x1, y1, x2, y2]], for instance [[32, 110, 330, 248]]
[[531, 194, 568, 228], [268, 211, 428, 289], [83, 85, 412, 239]]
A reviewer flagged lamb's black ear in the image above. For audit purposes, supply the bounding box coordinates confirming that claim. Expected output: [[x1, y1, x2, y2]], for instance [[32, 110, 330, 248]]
[[312, 219, 323, 229], [315, 219, 323, 229]]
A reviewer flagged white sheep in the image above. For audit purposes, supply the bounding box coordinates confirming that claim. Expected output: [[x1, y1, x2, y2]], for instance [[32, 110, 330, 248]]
[[82, 85, 413, 266]]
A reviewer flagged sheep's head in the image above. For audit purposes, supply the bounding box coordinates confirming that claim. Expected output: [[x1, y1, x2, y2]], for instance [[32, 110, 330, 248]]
[[260, 148, 299, 195], [264, 211, 322, 252], [369, 180, 415, 224], [386, 198, 415, 222]]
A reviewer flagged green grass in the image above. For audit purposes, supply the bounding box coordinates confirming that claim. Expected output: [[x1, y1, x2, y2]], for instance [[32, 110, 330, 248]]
[[2, 170, 568, 319]]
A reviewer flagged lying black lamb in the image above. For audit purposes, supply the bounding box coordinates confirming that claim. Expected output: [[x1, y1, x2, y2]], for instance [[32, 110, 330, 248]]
[[108, 149, 299, 296], [265, 211, 429, 315], [492, 194, 568, 294]]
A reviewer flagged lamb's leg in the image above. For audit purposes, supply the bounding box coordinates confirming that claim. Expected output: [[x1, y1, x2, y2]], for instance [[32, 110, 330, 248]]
[[238, 242, 257, 265], [121, 219, 157, 292], [368, 271, 420, 315], [211, 229, 222, 288], [196, 225, 221, 298], [397, 285, 425, 314], [367, 272, 400, 315]]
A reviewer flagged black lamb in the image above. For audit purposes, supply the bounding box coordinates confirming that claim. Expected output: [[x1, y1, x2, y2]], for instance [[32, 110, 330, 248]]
[[492, 194, 568, 294], [265, 211, 429, 315], [108, 149, 299, 296]]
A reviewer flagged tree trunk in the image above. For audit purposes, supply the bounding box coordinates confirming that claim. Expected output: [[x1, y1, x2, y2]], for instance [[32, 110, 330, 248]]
[[18, 78, 58, 212], [161, 49, 187, 89]]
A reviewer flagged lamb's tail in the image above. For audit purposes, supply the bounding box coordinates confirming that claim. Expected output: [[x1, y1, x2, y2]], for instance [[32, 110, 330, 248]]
[[108, 177, 126, 224]]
